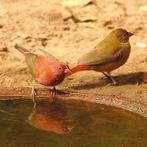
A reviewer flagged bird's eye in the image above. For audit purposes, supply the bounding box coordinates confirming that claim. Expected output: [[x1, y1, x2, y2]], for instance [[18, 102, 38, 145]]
[[123, 33, 127, 38], [59, 67, 62, 70]]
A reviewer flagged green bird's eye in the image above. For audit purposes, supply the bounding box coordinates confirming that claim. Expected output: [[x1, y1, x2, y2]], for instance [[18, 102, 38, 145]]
[[123, 33, 127, 38]]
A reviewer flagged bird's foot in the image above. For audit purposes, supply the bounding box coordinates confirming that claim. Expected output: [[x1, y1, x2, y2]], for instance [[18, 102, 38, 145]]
[[106, 80, 118, 86], [31, 89, 37, 109], [111, 78, 117, 86], [31, 88, 37, 97], [100, 73, 117, 86], [51, 87, 57, 103], [109, 82, 118, 86]]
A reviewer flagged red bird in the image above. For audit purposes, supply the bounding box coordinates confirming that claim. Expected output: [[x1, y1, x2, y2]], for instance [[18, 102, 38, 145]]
[[15, 44, 70, 108]]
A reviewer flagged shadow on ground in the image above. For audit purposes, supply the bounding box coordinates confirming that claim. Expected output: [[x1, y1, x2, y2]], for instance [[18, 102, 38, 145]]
[[69, 72, 145, 90]]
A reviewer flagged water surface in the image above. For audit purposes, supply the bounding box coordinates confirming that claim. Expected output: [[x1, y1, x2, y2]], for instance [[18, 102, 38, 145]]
[[0, 99, 147, 147]]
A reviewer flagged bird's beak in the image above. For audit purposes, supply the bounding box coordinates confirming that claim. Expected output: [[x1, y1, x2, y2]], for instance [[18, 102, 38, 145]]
[[64, 67, 71, 74], [128, 32, 134, 37]]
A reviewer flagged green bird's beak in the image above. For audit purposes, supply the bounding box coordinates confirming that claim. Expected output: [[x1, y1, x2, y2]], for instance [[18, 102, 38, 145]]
[[128, 32, 134, 37]]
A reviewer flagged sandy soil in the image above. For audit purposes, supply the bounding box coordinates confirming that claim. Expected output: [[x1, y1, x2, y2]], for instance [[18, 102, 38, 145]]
[[0, 0, 147, 106]]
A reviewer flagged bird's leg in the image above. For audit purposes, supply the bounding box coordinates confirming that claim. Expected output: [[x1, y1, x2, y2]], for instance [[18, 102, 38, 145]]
[[102, 72, 111, 78], [51, 86, 57, 102], [101, 73, 109, 80], [31, 80, 37, 109], [102, 72, 117, 85], [100, 71, 111, 80]]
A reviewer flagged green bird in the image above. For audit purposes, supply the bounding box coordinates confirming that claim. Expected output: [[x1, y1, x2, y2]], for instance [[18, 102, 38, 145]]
[[66, 28, 133, 85]]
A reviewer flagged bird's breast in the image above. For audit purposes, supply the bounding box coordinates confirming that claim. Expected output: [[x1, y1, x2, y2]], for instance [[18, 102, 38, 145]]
[[35, 71, 65, 86], [32, 57, 65, 86]]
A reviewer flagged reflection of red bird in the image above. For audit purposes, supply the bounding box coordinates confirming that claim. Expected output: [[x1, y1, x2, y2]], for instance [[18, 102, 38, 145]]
[[27, 104, 73, 134], [15, 44, 70, 108], [66, 28, 133, 85]]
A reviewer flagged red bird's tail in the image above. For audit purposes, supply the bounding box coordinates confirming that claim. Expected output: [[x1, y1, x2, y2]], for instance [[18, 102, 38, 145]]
[[14, 44, 30, 56], [66, 65, 90, 77]]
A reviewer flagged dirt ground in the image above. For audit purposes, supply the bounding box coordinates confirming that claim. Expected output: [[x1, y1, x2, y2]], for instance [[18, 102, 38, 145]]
[[0, 0, 147, 106]]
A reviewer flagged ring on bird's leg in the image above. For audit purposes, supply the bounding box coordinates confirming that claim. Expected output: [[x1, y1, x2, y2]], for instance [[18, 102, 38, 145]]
[[31, 80, 37, 109], [102, 72, 117, 86]]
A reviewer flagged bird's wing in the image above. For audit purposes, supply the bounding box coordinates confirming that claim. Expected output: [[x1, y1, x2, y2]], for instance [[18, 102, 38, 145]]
[[38, 49, 58, 60], [78, 47, 123, 66]]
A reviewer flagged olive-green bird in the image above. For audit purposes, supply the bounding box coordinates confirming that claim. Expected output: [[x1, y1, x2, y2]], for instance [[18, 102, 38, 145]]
[[66, 28, 133, 85]]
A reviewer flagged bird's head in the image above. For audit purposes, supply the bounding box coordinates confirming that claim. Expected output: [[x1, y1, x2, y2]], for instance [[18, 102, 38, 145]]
[[56, 63, 71, 75], [111, 28, 134, 43]]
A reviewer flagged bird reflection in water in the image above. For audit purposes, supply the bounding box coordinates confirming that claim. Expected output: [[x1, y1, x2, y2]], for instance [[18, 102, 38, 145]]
[[26, 102, 74, 135]]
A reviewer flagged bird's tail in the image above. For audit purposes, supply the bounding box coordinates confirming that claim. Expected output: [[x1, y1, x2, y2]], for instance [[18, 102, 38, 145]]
[[65, 65, 90, 77], [14, 44, 30, 56]]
